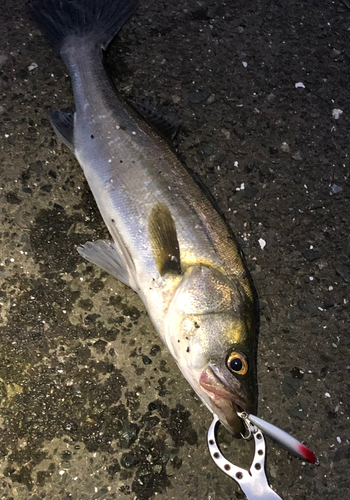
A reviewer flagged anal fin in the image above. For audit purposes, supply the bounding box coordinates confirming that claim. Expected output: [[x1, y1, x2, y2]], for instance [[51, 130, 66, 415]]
[[50, 108, 75, 150], [77, 240, 132, 288]]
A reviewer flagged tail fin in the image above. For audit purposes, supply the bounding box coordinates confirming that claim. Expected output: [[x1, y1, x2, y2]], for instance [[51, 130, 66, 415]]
[[29, 0, 140, 53]]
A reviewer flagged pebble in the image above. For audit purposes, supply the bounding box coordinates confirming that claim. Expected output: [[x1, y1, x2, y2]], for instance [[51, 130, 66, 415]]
[[330, 49, 341, 58], [269, 76, 280, 87], [323, 299, 334, 309], [292, 151, 303, 161], [295, 82, 305, 88], [188, 90, 211, 104], [329, 183, 342, 195], [27, 62, 38, 71], [142, 355, 152, 365], [336, 265, 350, 283], [332, 108, 343, 119], [282, 376, 301, 397], [280, 142, 290, 152], [119, 424, 139, 448], [303, 249, 320, 261], [40, 184, 53, 192], [121, 452, 139, 468], [258, 238, 266, 250], [244, 185, 259, 199]]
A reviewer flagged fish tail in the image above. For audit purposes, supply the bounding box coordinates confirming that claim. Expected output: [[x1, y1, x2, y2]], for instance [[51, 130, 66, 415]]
[[28, 0, 140, 54]]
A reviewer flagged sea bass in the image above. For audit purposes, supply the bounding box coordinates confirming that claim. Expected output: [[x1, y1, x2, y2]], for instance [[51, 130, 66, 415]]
[[29, 0, 259, 436]]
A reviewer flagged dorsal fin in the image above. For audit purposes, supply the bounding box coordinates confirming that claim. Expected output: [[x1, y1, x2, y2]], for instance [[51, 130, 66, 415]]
[[128, 98, 181, 141], [148, 203, 182, 276]]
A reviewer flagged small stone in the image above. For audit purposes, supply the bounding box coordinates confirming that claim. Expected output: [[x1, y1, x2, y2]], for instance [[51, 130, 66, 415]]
[[332, 108, 343, 119], [282, 376, 300, 397], [188, 90, 211, 104], [295, 82, 305, 88], [149, 344, 161, 356], [303, 249, 320, 261], [142, 355, 152, 365], [40, 184, 53, 192], [119, 424, 139, 448], [280, 142, 290, 152], [121, 452, 139, 468], [330, 49, 341, 58], [244, 185, 259, 199], [269, 75, 280, 87], [297, 300, 306, 310], [336, 265, 350, 283], [258, 238, 266, 250], [323, 299, 334, 309], [292, 151, 303, 161], [28, 62, 38, 71], [329, 184, 342, 195]]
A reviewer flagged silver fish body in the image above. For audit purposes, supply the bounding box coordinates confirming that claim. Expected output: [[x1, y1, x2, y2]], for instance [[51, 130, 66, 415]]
[[30, 0, 259, 435]]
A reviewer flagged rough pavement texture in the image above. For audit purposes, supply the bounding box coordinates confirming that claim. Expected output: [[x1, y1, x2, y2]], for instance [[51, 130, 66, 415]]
[[0, 0, 349, 499]]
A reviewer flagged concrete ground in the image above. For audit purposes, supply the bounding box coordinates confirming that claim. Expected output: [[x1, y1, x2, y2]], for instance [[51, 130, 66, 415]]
[[0, 0, 349, 499]]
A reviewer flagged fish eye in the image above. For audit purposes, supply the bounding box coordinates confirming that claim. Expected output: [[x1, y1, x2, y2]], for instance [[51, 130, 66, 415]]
[[227, 352, 248, 375]]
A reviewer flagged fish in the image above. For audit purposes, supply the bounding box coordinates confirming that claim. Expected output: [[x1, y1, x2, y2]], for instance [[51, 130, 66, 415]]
[[29, 0, 259, 436]]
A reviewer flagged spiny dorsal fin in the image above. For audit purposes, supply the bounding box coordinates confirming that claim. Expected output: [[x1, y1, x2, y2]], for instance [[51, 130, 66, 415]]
[[148, 203, 182, 276], [128, 98, 181, 141]]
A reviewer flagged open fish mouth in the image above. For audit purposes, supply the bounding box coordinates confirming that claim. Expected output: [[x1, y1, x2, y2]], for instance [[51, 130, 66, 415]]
[[199, 366, 249, 435]]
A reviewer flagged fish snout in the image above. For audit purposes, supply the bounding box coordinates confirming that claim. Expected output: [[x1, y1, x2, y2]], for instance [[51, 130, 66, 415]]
[[199, 364, 254, 436]]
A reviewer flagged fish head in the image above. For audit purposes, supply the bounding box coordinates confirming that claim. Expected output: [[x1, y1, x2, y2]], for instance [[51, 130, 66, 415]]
[[198, 338, 257, 436], [166, 264, 258, 437]]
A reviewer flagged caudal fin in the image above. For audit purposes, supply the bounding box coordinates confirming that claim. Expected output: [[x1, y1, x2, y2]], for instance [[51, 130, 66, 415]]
[[29, 0, 140, 53]]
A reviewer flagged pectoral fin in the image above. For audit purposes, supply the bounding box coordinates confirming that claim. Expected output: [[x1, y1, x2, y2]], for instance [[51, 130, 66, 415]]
[[50, 108, 75, 150], [77, 240, 132, 288], [148, 203, 182, 276]]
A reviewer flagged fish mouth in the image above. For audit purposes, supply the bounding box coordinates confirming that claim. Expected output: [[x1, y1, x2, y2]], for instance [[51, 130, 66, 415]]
[[199, 365, 250, 436]]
